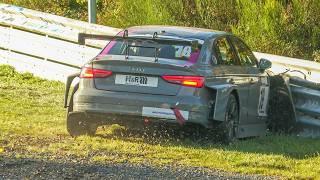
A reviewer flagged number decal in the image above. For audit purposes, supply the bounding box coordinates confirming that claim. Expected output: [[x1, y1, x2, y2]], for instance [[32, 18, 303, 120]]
[[174, 45, 192, 58], [175, 46, 183, 57], [258, 86, 269, 116], [181, 46, 192, 57]]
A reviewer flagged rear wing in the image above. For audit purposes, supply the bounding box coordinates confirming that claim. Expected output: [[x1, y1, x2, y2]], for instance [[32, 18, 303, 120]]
[[78, 31, 200, 62], [78, 31, 199, 47]]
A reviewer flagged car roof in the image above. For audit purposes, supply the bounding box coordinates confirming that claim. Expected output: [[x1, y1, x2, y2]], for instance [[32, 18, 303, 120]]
[[126, 25, 229, 41]]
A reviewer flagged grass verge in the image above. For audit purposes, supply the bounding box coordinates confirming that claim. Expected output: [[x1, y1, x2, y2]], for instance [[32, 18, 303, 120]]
[[0, 65, 319, 179]]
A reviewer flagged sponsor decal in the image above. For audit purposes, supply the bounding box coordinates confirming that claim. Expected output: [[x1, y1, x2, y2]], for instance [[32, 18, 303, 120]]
[[258, 86, 269, 116], [142, 107, 189, 120]]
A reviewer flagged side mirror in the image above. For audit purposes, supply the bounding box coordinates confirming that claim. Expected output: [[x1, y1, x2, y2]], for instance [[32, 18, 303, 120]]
[[259, 58, 272, 71]]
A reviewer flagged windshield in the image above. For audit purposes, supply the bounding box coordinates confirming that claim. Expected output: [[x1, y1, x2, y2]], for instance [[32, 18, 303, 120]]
[[96, 38, 202, 65]]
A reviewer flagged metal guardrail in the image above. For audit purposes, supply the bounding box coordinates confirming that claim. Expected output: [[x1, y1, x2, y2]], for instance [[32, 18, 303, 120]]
[[0, 3, 116, 82], [0, 4, 319, 136], [0, 4, 120, 44], [254, 52, 320, 83], [289, 78, 320, 137]]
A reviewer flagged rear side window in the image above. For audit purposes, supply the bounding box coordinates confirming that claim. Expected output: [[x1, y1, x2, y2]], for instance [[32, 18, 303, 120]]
[[214, 37, 237, 65], [232, 37, 257, 66]]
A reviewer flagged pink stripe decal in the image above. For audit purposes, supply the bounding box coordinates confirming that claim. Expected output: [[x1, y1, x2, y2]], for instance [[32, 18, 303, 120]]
[[189, 50, 200, 63], [172, 108, 186, 126], [100, 40, 117, 55], [97, 30, 125, 59]]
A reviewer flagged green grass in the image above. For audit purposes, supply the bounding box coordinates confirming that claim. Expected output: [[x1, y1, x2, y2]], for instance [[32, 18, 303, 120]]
[[0, 65, 320, 179]]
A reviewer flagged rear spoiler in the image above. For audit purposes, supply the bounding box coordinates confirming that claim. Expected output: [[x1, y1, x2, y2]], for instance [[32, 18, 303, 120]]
[[78, 31, 199, 47]]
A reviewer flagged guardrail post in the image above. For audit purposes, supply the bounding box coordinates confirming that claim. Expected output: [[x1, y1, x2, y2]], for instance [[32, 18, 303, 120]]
[[88, 0, 97, 24]]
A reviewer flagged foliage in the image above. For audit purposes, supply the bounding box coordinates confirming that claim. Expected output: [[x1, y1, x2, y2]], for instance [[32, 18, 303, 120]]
[[97, 0, 174, 27], [1, 0, 87, 20], [314, 50, 320, 62]]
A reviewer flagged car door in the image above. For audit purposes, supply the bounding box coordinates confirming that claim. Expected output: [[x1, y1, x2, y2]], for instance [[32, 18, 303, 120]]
[[210, 36, 251, 124], [230, 36, 269, 124]]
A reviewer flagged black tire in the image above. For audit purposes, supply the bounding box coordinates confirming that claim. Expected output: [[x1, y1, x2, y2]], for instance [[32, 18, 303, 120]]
[[67, 113, 97, 137], [66, 84, 97, 137], [66, 86, 81, 137], [221, 94, 239, 144], [267, 87, 296, 134]]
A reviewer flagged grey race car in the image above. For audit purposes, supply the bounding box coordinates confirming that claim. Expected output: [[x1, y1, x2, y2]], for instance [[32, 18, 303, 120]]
[[64, 26, 275, 142]]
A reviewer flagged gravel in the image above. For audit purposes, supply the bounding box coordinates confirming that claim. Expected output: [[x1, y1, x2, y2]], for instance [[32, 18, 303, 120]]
[[0, 156, 277, 180]]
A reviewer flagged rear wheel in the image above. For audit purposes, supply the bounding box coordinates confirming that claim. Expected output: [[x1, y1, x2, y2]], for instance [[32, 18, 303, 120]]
[[66, 84, 97, 137], [221, 94, 239, 144], [67, 113, 97, 137]]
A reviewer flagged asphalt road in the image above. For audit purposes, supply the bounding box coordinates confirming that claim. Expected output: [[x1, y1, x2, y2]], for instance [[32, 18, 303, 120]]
[[0, 156, 276, 180]]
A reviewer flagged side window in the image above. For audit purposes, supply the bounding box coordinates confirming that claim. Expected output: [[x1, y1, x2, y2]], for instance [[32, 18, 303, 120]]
[[232, 37, 257, 66], [214, 37, 237, 65]]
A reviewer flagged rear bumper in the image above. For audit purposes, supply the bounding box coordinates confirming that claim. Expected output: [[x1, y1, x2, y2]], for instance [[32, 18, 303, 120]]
[[73, 88, 211, 127]]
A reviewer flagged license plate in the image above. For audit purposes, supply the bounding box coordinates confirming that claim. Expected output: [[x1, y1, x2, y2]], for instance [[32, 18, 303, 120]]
[[115, 74, 158, 87]]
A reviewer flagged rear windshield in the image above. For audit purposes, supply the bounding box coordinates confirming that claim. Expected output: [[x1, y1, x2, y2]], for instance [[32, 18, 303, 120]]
[[96, 38, 202, 65]]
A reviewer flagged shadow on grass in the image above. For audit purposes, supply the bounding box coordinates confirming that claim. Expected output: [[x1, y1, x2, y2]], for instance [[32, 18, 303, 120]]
[[95, 124, 320, 160]]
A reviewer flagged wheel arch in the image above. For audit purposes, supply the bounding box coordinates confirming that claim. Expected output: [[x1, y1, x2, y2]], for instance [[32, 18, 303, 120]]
[[205, 83, 238, 122], [67, 83, 79, 113], [64, 73, 80, 108]]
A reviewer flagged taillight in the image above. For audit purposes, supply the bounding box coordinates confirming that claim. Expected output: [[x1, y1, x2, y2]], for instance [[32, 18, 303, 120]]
[[161, 75, 204, 88], [80, 67, 112, 78]]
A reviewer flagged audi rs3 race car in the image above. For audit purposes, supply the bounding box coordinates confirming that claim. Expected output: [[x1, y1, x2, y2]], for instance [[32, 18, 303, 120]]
[[64, 26, 295, 142]]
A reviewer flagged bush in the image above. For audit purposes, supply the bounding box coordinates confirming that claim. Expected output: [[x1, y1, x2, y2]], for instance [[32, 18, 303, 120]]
[[97, 0, 174, 28], [232, 0, 284, 55], [313, 50, 320, 62]]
